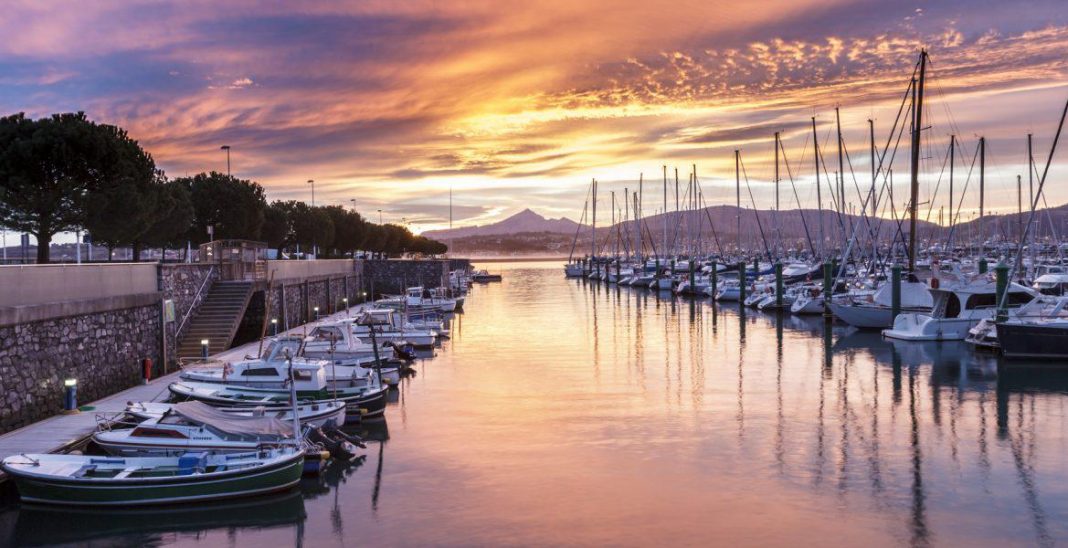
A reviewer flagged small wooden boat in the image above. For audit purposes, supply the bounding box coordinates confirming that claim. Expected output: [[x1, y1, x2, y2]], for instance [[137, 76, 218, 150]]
[[169, 379, 388, 420], [0, 448, 304, 506]]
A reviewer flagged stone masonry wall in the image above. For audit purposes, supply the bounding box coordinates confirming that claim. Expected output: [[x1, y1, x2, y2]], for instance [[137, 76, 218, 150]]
[[0, 303, 161, 433], [263, 274, 362, 332], [158, 264, 218, 367], [362, 259, 449, 298]]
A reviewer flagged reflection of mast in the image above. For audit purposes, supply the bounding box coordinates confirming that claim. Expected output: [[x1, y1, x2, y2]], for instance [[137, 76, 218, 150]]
[[907, 365, 929, 546], [1005, 392, 1053, 546], [372, 441, 385, 512], [775, 314, 785, 473]]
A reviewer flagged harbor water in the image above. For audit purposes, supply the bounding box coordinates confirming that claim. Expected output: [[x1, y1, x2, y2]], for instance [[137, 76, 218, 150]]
[[3, 260, 1068, 546]]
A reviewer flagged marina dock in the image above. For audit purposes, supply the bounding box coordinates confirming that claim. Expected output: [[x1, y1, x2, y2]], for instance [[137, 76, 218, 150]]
[[0, 304, 370, 482]]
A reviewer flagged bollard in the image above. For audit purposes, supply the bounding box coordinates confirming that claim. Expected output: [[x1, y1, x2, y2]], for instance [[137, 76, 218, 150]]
[[201, 339, 210, 360], [753, 258, 759, 276], [979, 258, 988, 275], [689, 259, 696, 294], [891, 264, 902, 320], [775, 262, 783, 308], [142, 358, 152, 384], [995, 262, 1009, 322], [271, 318, 279, 336], [711, 261, 718, 294], [63, 379, 78, 414], [738, 261, 747, 303], [822, 262, 833, 317]]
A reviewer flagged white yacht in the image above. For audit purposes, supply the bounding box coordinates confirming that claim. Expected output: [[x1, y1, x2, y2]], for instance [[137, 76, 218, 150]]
[[883, 278, 1036, 341], [828, 280, 933, 329]]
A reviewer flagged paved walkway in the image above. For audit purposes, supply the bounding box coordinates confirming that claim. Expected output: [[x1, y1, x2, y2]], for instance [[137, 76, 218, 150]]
[[0, 304, 369, 473]]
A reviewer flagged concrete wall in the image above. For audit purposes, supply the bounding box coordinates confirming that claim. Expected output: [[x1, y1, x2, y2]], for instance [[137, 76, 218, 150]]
[[0, 263, 158, 307], [266, 259, 355, 282]]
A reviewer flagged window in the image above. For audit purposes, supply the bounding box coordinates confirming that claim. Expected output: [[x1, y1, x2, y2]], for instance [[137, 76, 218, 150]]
[[242, 368, 278, 377]]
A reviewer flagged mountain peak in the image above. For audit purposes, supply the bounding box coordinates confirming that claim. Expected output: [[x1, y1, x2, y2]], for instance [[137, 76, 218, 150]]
[[509, 208, 544, 221], [422, 208, 581, 239]]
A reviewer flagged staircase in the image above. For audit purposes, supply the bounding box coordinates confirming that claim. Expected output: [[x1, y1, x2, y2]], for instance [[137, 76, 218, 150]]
[[176, 281, 254, 359]]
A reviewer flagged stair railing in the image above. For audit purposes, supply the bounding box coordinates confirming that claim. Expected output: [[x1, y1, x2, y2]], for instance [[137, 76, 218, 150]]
[[176, 265, 217, 339]]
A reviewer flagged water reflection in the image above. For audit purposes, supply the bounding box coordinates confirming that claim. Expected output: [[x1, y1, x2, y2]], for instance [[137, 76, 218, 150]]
[[2, 262, 1068, 546]]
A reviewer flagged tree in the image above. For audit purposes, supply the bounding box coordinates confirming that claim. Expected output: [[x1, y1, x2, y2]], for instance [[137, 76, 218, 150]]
[[262, 200, 296, 251], [176, 172, 267, 244], [0, 112, 135, 263], [139, 180, 194, 255], [323, 205, 367, 256], [82, 124, 164, 261], [291, 203, 334, 255]]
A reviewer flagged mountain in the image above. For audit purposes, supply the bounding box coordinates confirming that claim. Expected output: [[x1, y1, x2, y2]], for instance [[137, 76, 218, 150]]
[[422, 208, 584, 239]]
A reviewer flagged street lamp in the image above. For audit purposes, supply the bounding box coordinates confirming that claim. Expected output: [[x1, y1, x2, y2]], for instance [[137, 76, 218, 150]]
[[377, 209, 382, 224], [220, 145, 231, 177], [308, 179, 316, 257], [349, 198, 356, 211]]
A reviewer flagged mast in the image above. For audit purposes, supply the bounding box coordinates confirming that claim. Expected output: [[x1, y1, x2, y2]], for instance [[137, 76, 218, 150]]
[[638, 174, 644, 260], [774, 131, 780, 257], [908, 49, 927, 272], [812, 117, 824, 258], [662, 166, 668, 260], [674, 167, 680, 259], [949, 135, 955, 232], [836, 106, 845, 244], [735, 150, 741, 254], [611, 190, 617, 259], [591, 179, 597, 261], [1017, 175, 1023, 238], [979, 136, 985, 257], [869, 119, 876, 255]]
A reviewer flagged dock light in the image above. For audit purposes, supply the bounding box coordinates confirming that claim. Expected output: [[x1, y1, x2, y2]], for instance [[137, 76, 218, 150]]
[[314, 306, 320, 320], [201, 339, 210, 359], [343, 297, 349, 316], [271, 318, 279, 336], [63, 379, 78, 414]]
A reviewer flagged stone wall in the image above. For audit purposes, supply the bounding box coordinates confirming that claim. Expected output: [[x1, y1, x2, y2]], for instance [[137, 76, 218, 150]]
[[158, 264, 218, 367], [362, 259, 450, 298], [448, 258, 472, 272], [261, 273, 363, 332], [0, 302, 161, 433]]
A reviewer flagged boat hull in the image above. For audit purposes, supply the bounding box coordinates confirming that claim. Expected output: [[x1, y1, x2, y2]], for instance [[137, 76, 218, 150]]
[[3, 452, 303, 507], [883, 315, 978, 341], [997, 322, 1068, 360]]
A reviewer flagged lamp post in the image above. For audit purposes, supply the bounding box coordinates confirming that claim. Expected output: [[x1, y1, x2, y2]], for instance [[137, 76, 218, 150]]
[[314, 306, 320, 321], [377, 209, 382, 224], [63, 378, 78, 414], [220, 145, 231, 177], [201, 339, 210, 360], [342, 297, 349, 315], [308, 179, 316, 256], [271, 318, 278, 336], [307, 179, 315, 206], [350, 198, 356, 211]]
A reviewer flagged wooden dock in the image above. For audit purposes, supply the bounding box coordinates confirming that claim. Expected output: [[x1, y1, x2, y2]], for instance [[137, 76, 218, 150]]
[[0, 304, 369, 480]]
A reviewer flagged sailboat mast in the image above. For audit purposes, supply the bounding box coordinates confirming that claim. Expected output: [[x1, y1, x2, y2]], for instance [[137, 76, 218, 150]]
[[949, 135, 955, 232], [638, 173, 644, 260], [591, 179, 597, 261], [812, 117, 824, 258], [908, 49, 927, 272], [735, 150, 741, 254], [979, 136, 985, 257], [662, 166, 668, 260], [774, 131, 780, 257]]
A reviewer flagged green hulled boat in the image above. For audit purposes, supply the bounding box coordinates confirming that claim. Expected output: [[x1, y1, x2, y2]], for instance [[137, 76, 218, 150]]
[[1, 448, 303, 506]]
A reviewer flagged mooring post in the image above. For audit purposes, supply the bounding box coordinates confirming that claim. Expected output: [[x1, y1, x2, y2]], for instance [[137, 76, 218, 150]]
[[775, 262, 783, 309], [689, 258, 695, 294], [995, 262, 1009, 322], [738, 261, 747, 303], [822, 261, 833, 317], [891, 264, 902, 320], [979, 258, 988, 274], [711, 260, 718, 294]]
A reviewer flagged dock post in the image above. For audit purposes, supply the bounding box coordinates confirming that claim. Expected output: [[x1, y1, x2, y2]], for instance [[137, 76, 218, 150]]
[[822, 262, 833, 317], [979, 258, 988, 274], [775, 262, 783, 308], [711, 261, 718, 294], [891, 264, 902, 320], [689, 259, 695, 294], [995, 262, 1009, 322], [738, 261, 747, 303]]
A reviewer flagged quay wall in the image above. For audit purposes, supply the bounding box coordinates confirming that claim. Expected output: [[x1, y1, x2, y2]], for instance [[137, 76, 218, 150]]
[[363, 259, 450, 297], [0, 263, 158, 307]]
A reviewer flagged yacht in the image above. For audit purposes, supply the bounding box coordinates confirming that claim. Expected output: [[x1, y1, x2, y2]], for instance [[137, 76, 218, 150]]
[[883, 278, 1037, 341], [828, 280, 933, 329]]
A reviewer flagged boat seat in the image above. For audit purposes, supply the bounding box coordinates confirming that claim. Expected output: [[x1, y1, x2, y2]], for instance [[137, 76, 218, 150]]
[[114, 466, 141, 479], [64, 463, 94, 478]]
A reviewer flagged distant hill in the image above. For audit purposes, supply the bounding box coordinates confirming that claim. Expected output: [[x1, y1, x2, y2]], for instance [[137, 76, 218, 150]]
[[423, 208, 584, 239]]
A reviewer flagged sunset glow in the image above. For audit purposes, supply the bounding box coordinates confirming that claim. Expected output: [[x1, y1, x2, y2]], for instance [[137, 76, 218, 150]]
[[4, 1, 1068, 233]]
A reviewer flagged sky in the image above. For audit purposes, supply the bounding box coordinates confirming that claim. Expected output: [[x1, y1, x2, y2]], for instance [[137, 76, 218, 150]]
[[2, 0, 1068, 236]]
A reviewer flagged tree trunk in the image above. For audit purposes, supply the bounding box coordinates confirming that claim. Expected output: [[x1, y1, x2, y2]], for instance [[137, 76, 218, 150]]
[[35, 232, 51, 264]]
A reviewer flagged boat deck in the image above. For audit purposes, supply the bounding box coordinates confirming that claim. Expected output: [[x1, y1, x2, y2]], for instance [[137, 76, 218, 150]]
[[0, 304, 369, 482]]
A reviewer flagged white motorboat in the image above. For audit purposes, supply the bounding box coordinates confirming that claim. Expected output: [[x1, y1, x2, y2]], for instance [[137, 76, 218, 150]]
[[564, 263, 585, 277], [828, 280, 933, 329], [789, 284, 825, 314], [126, 400, 346, 428], [349, 308, 436, 347], [94, 401, 298, 457], [405, 286, 457, 312], [714, 280, 742, 302], [302, 322, 396, 361], [883, 278, 1037, 341]]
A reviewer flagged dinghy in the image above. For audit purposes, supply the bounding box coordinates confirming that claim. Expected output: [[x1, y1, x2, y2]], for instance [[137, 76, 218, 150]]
[[125, 400, 347, 428]]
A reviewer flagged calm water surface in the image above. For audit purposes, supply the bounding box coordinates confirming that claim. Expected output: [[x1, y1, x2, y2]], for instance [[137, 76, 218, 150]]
[[4, 260, 1068, 547]]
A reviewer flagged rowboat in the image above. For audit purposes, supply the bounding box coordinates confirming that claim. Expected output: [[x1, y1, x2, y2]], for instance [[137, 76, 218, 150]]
[[0, 448, 304, 506], [169, 380, 388, 420]]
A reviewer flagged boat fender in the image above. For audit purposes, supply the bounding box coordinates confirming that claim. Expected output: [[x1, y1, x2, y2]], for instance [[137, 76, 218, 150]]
[[930, 277, 940, 289]]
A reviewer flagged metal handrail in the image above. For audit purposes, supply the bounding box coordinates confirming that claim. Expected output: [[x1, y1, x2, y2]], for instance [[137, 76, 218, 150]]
[[175, 265, 216, 338]]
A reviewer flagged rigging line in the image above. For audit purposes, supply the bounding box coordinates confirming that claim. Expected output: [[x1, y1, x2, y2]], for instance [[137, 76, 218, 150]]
[[840, 138, 885, 255], [923, 142, 952, 224], [778, 135, 817, 256], [1002, 95, 1068, 309], [694, 171, 725, 256], [568, 182, 593, 261], [944, 141, 981, 250], [739, 154, 774, 262]]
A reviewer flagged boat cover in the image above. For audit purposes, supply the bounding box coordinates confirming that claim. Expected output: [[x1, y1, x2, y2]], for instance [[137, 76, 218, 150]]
[[872, 281, 933, 308], [172, 401, 294, 438]]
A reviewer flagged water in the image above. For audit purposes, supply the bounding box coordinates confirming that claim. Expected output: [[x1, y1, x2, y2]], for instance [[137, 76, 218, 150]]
[[4, 260, 1068, 546]]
